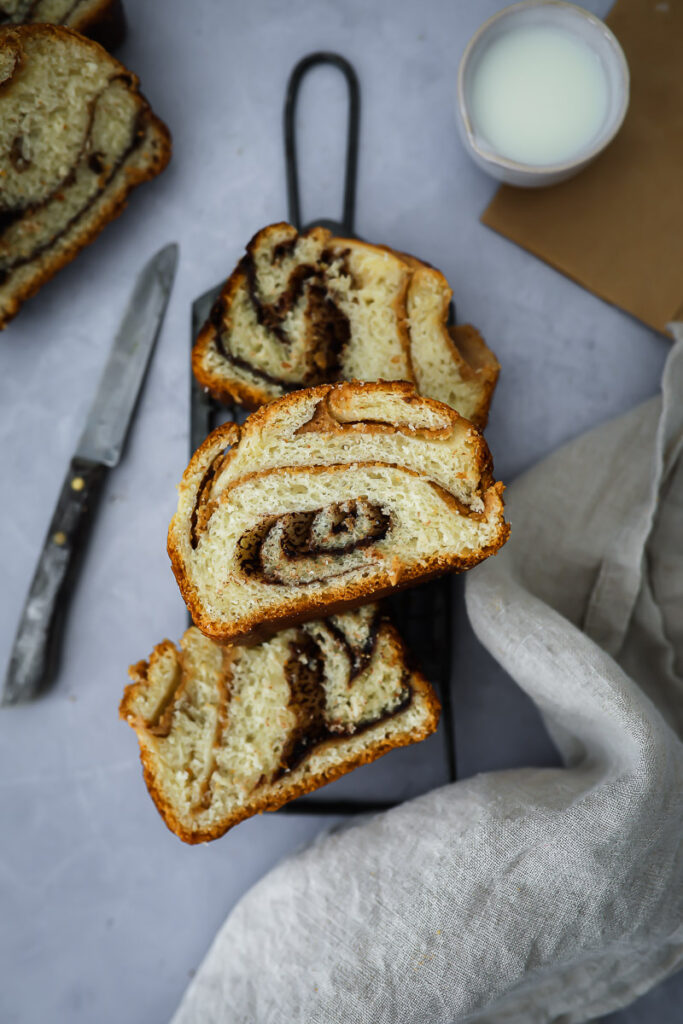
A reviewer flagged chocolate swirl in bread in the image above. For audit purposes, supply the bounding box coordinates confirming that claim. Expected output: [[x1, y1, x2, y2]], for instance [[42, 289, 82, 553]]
[[276, 610, 412, 776], [121, 610, 440, 842], [200, 224, 353, 398], [192, 222, 500, 426], [237, 500, 391, 585], [168, 380, 509, 644], [0, 25, 170, 328]]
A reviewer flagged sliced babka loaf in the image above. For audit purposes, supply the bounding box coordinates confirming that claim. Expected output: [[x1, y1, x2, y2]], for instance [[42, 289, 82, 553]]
[[121, 609, 440, 842], [168, 380, 509, 643], [0, 25, 170, 329], [192, 222, 499, 426], [0, 1, 126, 48]]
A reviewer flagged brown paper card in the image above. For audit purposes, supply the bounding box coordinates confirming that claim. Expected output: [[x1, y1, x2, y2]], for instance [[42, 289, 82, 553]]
[[481, 0, 683, 335]]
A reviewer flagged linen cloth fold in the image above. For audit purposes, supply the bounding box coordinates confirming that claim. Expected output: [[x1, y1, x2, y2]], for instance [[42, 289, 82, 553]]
[[171, 331, 683, 1024]]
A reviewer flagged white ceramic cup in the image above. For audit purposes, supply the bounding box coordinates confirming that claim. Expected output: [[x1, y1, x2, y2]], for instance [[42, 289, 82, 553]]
[[457, 0, 630, 187]]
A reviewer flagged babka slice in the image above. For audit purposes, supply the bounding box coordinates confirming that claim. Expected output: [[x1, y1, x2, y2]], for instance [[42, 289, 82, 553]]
[[168, 380, 509, 643], [0, 25, 170, 329], [121, 609, 440, 843], [0, 1, 126, 48], [192, 222, 499, 426]]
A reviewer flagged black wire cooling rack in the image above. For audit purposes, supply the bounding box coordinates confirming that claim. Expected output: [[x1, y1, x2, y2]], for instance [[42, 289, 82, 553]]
[[189, 52, 457, 815]]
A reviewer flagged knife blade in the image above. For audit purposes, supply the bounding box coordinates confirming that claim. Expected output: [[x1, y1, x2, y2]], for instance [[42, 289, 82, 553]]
[[2, 242, 179, 706]]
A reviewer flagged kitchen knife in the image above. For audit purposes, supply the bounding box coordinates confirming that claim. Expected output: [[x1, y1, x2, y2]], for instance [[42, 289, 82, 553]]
[[2, 242, 179, 706]]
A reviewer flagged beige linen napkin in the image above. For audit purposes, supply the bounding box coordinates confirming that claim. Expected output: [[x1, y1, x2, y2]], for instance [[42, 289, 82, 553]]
[[171, 331, 683, 1024]]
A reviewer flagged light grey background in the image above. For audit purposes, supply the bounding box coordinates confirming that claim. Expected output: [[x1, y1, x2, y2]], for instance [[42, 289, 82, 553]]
[[0, 1, 679, 1022]]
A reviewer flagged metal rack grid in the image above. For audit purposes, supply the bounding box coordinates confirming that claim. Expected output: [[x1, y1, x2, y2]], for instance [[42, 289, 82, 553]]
[[187, 51, 457, 814]]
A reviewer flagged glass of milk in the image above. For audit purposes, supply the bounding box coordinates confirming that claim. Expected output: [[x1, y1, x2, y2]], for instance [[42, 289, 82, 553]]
[[457, 1, 630, 187]]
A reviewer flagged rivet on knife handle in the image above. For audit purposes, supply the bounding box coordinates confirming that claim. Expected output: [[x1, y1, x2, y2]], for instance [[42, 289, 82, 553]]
[[2, 458, 107, 705]]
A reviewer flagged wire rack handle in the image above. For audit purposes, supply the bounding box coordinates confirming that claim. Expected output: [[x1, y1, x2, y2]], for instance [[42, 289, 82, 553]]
[[283, 52, 360, 236]]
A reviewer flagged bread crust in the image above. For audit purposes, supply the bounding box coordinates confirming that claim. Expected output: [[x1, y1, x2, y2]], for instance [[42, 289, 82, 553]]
[[121, 626, 441, 843], [0, 24, 171, 329], [448, 324, 500, 429], [192, 261, 280, 410], [167, 380, 509, 644]]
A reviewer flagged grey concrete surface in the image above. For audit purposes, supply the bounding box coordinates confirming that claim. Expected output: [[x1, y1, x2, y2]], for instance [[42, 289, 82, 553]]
[[0, 2, 679, 1021]]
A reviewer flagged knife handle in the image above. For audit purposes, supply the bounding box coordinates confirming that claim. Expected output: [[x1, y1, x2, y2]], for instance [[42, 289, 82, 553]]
[[3, 457, 107, 705]]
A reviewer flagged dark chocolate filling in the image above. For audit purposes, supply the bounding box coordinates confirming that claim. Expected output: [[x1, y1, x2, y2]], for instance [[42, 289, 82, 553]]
[[236, 500, 391, 586], [244, 253, 317, 344], [88, 151, 105, 174], [274, 629, 412, 778], [271, 237, 297, 263], [304, 280, 350, 380], [277, 633, 327, 776], [0, 209, 22, 235], [190, 451, 224, 549], [214, 329, 305, 392], [210, 234, 353, 391], [322, 611, 383, 685]]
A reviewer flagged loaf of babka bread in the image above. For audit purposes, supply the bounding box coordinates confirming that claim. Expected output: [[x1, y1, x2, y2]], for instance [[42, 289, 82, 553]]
[[0, 1, 126, 48], [192, 222, 499, 426], [168, 380, 509, 643], [121, 608, 440, 842], [0, 25, 170, 329]]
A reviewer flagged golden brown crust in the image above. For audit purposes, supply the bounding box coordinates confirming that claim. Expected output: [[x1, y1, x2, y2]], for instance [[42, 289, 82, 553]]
[[195, 378, 465, 445], [167, 380, 509, 644], [448, 324, 500, 429], [0, 24, 171, 330], [176, 543, 505, 646], [295, 380, 457, 439], [120, 640, 178, 726], [0, 31, 22, 88], [120, 628, 441, 843]]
